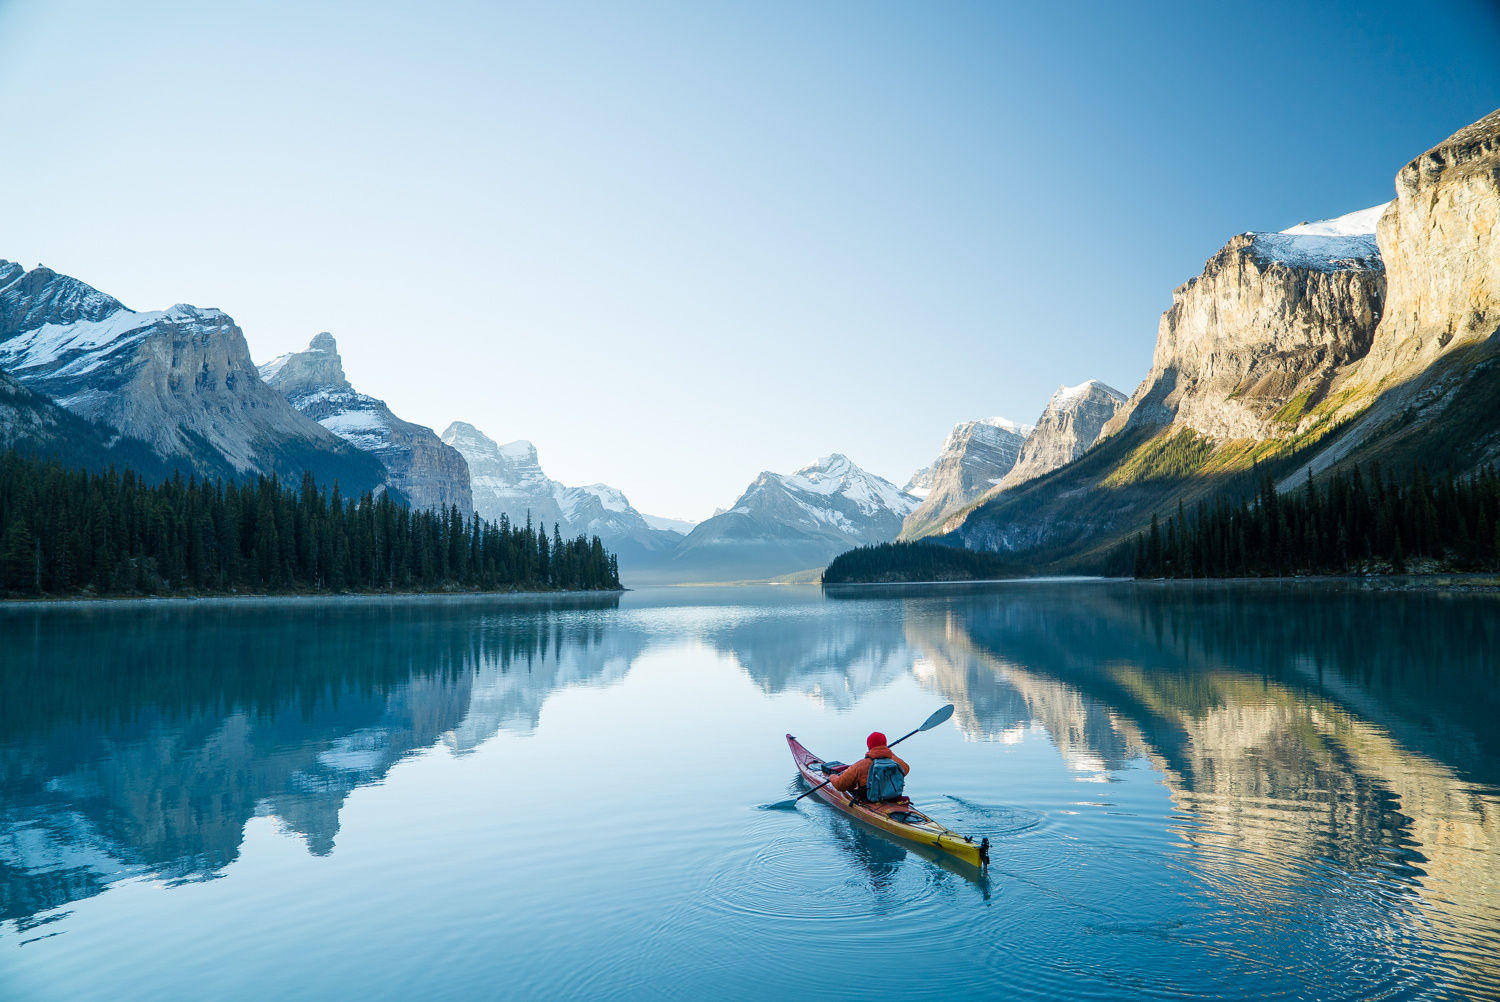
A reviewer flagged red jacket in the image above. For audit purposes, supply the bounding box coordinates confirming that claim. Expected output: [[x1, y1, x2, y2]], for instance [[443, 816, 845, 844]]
[[831, 745, 909, 793]]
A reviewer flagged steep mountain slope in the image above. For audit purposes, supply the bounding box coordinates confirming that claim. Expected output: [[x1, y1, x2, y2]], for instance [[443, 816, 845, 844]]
[[671, 454, 918, 581], [938, 107, 1500, 570], [260, 333, 472, 513], [996, 381, 1126, 492], [440, 422, 679, 573], [0, 366, 166, 475], [1288, 107, 1500, 479], [900, 418, 1030, 539], [0, 262, 385, 492], [944, 206, 1390, 565]]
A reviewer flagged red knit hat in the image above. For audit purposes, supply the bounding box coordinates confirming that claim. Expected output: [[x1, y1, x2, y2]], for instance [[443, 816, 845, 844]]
[[867, 731, 887, 749]]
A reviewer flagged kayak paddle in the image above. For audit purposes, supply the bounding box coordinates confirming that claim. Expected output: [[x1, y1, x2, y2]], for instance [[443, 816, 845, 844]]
[[764, 703, 955, 810]]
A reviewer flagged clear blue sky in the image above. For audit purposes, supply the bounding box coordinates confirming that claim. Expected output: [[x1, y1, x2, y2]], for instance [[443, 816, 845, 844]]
[[1, 1, 1496, 519]]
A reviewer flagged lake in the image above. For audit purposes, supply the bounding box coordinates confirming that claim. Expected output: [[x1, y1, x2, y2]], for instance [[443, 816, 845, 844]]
[[1, 582, 1497, 1000]]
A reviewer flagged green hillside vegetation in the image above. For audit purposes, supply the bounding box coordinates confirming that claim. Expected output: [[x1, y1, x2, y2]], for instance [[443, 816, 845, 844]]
[[0, 451, 621, 598]]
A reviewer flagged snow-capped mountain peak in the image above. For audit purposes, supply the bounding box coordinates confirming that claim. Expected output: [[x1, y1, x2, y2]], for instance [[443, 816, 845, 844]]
[[441, 421, 680, 569], [669, 452, 917, 581]]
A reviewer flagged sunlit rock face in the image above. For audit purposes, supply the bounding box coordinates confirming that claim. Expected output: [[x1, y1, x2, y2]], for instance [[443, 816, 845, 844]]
[[1103, 213, 1387, 442], [1355, 109, 1500, 383], [997, 381, 1126, 491], [262, 333, 473, 513], [901, 418, 1029, 539]]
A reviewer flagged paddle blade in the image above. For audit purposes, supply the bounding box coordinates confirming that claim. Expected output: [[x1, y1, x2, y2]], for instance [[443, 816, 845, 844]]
[[919, 703, 955, 731], [757, 799, 801, 811]]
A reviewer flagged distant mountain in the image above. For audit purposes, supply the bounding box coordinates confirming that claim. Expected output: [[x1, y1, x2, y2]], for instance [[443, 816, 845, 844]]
[[996, 381, 1126, 491], [641, 513, 698, 535], [260, 333, 473, 513], [0, 262, 385, 493], [901, 418, 1030, 539], [440, 421, 679, 574], [670, 454, 918, 581]]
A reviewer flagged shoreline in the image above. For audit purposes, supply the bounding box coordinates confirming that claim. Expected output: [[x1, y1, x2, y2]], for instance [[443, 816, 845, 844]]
[[822, 573, 1500, 592], [0, 588, 627, 611]]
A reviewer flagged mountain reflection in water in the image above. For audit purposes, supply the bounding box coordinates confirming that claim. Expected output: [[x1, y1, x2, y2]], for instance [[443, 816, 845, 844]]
[[1, 583, 1495, 999]]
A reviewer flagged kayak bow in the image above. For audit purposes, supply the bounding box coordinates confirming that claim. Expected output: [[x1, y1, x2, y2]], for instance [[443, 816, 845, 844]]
[[786, 734, 989, 870]]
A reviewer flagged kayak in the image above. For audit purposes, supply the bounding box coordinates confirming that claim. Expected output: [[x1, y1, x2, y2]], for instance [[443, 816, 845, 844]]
[[786, 734, 989, 869]]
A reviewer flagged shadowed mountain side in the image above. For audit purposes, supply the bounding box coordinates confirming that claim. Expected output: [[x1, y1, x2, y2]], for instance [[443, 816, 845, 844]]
[[0, 367, 169, 477]]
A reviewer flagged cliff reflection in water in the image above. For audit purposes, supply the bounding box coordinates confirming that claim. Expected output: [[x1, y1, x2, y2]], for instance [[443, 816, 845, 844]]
[[886, 584, 1500, 996], [0, 595, 629, 933]]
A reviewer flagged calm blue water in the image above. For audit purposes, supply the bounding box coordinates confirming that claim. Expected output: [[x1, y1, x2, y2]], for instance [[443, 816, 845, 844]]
[[1, 582, 1497, 1000]]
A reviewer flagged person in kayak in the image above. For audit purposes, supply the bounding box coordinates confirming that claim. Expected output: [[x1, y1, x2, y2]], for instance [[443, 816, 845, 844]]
[[830, 731, 910, 802]]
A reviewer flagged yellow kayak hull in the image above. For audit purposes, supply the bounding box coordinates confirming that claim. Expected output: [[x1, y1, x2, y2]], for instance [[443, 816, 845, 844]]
[[787, 734, 988, 870]]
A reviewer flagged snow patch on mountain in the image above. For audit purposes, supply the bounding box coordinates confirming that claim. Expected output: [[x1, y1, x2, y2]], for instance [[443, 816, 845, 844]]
[[1246, 203, 1389, 272]]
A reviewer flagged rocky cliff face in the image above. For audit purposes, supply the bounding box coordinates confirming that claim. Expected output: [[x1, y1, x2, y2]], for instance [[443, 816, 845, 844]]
[[440, 421, 679, 572], [672, 453, 918, 581], [998, 381, 1126, 491], [0, 262, 385, 492], [1296, 109, 1500, 475], [901, 418, 1029, 539], [1104, 210, 1387, 442], [1357, 110, 1500, 382], [261, 334, 473, 513]]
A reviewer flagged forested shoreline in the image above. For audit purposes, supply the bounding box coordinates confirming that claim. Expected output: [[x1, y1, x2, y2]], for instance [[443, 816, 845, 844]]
[[1126, 464, 1500, 579], [0, 451, 621, 598], [821, 463, 1500, 585]]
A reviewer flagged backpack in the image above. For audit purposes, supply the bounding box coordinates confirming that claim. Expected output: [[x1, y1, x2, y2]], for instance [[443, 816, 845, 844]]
[[865, 756, 905, 802]]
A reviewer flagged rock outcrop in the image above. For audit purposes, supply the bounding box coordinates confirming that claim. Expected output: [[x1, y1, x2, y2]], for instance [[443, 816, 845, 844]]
[[0, 262, 386, 492], [901, 418, 1029, 539], [672, 453, 918, 581], [1356, 109, 1500, 382], [261, 334, 473, 513], [1104, 209, 1387, 442], [997, 381, 1126, 491], [1297, 109, 1500, 474]]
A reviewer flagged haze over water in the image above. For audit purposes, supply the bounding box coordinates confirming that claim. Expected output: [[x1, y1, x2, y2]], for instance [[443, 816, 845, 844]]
[[1, 583, 1496, 1000]]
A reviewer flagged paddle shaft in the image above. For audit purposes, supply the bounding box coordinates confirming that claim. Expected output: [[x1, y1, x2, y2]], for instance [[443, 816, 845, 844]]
[[790, 719, 928, 804]]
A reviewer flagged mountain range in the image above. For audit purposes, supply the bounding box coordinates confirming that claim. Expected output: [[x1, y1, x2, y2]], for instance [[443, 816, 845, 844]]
[[891, 107, 1500, 572], [0, 262, 386, 494], [7, 106, 1495, 587], [440, 421, 683, 569]]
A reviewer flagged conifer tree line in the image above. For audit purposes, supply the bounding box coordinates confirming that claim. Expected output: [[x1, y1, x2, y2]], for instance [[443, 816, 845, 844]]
[[823, 540, 1013, 584], [1127, 463, 1500, 579], [0, 451, 621, 596]]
